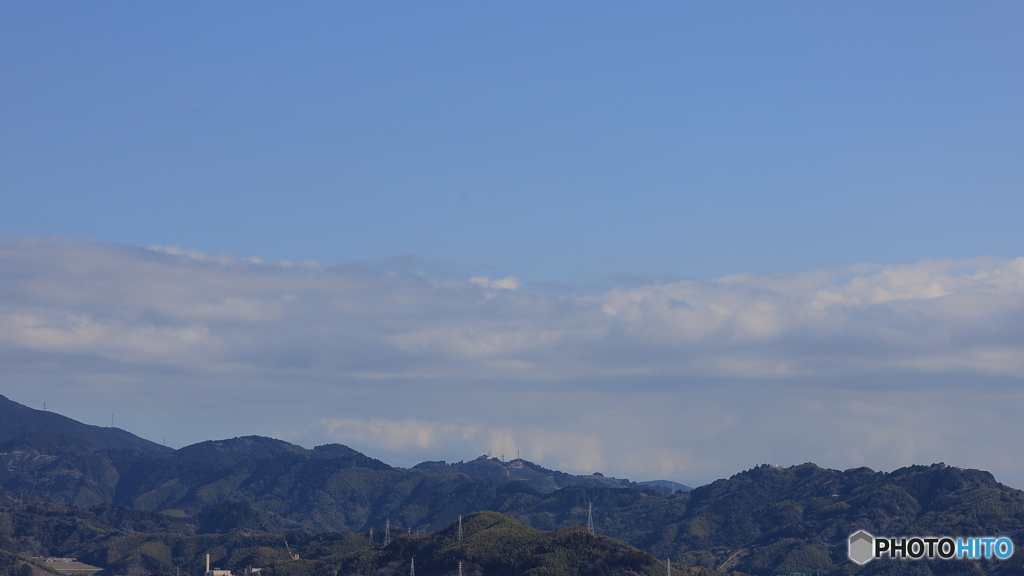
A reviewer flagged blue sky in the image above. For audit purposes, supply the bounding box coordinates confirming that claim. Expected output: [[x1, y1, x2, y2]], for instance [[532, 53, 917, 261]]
[[2, 3, 1024, 488], [4, 2, 1022, 283]]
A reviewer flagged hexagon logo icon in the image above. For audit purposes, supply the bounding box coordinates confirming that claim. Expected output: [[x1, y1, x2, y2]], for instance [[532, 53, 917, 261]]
[[848, 530, 874, 565]]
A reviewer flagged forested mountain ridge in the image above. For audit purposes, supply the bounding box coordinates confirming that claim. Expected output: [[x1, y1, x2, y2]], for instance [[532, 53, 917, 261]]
[[0, 398, 661, 531], [1, 395, 1023, 575], [0, 499, 737, 576], [0, 396, 168, 453], [412, 456, 690, 494]]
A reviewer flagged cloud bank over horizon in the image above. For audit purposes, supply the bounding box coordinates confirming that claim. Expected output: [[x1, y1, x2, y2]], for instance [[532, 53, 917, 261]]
[[2, 236, 1023, 487]]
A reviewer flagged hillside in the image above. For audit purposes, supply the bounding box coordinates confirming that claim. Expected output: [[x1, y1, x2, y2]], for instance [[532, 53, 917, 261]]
[[620, 463, 1024, 575], [0, 502, 738, 576], [638, 481, 692, 494], [0, 396, 169, 453], [172, 437, 309, 467], [319, 511, 732, 576]]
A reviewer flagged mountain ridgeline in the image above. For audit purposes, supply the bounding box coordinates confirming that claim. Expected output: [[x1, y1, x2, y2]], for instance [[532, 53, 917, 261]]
[[0, 395, 169, 454], [411, 458, 685, 494], [1, 394, 1022, 576]]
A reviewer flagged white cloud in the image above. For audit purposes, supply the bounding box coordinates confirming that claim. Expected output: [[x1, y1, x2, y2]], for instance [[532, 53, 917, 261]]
[[5, 238, 1024, 379], [310, 417, 607, 475], [317, 418, 466, 451], [588, 258, 1024, 377], [0, 309, 214, 362], [469, 276, 521, 290]]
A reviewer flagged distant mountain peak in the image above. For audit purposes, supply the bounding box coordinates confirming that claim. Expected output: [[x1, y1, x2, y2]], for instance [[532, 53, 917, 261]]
[[412, 454, 660, 494], [173, 435, 309, 466]]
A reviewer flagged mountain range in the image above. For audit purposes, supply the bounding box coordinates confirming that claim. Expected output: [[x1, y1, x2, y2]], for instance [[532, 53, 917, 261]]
[[0, 394, 1022, 576]]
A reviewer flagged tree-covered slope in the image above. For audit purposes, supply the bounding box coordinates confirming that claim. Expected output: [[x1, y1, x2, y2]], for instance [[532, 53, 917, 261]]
[[0, 396, 169, 453], [618, 463, 1024, 576], [67, 511, 741, 576]]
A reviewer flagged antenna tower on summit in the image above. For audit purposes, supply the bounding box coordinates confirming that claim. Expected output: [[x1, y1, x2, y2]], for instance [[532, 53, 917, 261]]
[[457, 515, 463, 541], [384, 519, 391, 545], [586, 501, 595, 534]]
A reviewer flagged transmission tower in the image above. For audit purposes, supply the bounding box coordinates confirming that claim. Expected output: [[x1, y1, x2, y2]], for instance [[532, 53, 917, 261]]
[[666, 558, 671, 576], [457, 562, 462, 576], [457, 515, 463, 541], [409, 558, 415, 576], [384, 519, 391, 545], [368, 527, 373, 545], [586, 501, 595, 534]]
